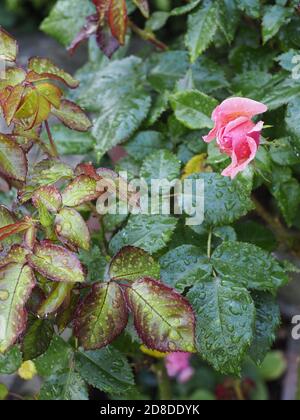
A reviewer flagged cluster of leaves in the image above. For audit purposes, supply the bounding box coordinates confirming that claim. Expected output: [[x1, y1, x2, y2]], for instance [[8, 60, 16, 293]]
[[1, 0, 300, 400]]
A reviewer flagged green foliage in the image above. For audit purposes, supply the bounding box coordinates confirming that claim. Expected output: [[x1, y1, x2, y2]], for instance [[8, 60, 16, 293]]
[[0, 0, 298, 400]]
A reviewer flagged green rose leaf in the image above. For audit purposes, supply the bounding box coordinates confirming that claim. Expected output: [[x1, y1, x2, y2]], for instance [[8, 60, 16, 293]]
[[170, 90, 218, 130], [211, 241, 289, 291], [38, 283, 74, 318], [55, 208, 91, 251], [22, 317, 54, 361], [109, 246, 160, 282], [160, 245, 212, 292], [126, 277, 196, 352], [74, 282, 128, 350], [0, 264, 35, 353], [40, 0, 95, 47], [249, 293, 281, 365], [75, 346, 134, 396], [262, 5, 293, 44], [188, 278, 255, 375], [39, 371, 88, 401], [109, 215, 178, 255], [0, 345, 22, 374], [32, 186, 62, 213], [183, 173, 254, 226], [140, 150, 181, 185], [27, 242, 85, 283]]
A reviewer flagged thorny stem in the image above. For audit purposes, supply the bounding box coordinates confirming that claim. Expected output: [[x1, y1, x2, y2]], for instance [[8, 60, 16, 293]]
[[45, 121, 59, 158], [155, 361, 172, 401]]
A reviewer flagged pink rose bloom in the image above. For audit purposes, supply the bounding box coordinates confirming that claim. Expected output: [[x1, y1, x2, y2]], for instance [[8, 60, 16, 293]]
[[165, 353, 194, 384], [203, 97, 268, 179]]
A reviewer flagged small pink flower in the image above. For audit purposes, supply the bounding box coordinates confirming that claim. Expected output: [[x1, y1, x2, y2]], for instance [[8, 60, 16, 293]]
[[165, 353, 194, 384], [203, 97, 268, 179]]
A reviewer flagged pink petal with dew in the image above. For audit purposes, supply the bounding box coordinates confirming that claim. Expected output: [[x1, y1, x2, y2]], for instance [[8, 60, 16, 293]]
[[203, 126, 218, 143], [222, 136, 258, 179], [214, 97, 268, 122]]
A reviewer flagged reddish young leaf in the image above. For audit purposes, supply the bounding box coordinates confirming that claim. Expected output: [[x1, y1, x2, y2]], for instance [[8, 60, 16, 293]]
[[0, 263, 35, 353], [68, 14, 98, 54], [0, 220, 32, 242], [0, 27, 18, 62], [55, 208, 91, 251], [74, 281, 128, 350], [32, 186, 62, 213], [108, 0, 128, 45], [38, 283, 74, 318], [27, 57, 79, 89], [126, 277, 196, 353], [51, 99, 92, 132], [133, 0, 150, 18], [61, 175, 100, 207], [0, 134, 27, 182], [96, 24, 120, 58], [2, 84, 25, 126], [109, 246, 160, 282], [27, 241, 85, 283], [75, 163, 99, 180]]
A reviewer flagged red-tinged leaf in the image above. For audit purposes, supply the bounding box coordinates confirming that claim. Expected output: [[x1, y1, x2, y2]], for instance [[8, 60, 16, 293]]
[[27, 57, 79, 89], [36, 83, 63, 109], [55, 208, 91, 251], [0, 206, 22, 250], [109, 246, 160, 282], [75, 163, 99, 180], [133, 0, 150, 18], [0, 68, 26, 90], [68, 14, 98, 54], [0, 134, 27, 182], [96, 25, 120, 58], [38, 283, 74, 318], [0, 263, 35, 353], [74, 281, 128, 350], [108, 0, 128, 45], [0, 245, 29, 268], [51, 99, 92, 132], [61, 175, 99, 207], [27, 242, 85, 283], [0, 220, 32, 243], [32, 186, 62, 213], [56, 290, 80, 333], [126, 277, 196, 353], [0, 27, 17, 62], [2, 84, 25, 126]]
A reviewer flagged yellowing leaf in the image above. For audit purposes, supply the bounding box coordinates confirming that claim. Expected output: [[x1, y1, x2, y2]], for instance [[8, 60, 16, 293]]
[[140, 345, 167, 359], [182, 153, 212, 179], [0, 27, 17, 62], [18, 360, 37, 380]]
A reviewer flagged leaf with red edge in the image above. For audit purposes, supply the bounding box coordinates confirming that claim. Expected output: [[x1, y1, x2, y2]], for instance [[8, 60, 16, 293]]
[[0, 27, 17, 62], [0, 206, 22, 250], [74, 282, 128, 350], [0, 263, 35, 353], [27, 242, 85, 283], [0, 68, 26, 90], [68, 14, 98, 54], [32, 186, 62, 213], [133, 0, 150, 18], [0, 220, 32, 243], [108, 0, 128, 45], [55, 208, 91, 251], [51, 99, 92, 132], [0, 134, 27, 182], [109, 246, 160, 282], [126, 277, 196, 352], [96, 24, 120, 58], [2, 84, 25, 126], [0, 245, 29, 268], [36, 83, 63, 109], [61, 175, 100, 207], [27, 57, 79, 89]]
